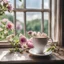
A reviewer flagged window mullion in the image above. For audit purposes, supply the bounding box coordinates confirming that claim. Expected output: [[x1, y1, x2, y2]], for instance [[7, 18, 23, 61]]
[[54, 0, 57, 40], [24, 0, 26, 35], [41, 0, 44, 33], [14, 9, 50, 12], [48, 0, 52, 38], [14, 0, 16, 35]]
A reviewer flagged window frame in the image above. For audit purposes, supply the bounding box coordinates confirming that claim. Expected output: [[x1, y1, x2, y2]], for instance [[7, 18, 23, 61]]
[[0, 0, 61, 47], [14, 0, 51, 37]]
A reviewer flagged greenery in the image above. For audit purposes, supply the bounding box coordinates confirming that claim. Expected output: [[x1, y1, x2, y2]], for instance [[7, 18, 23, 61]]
[[0, 14, 13, 22], [19, 0, 22, 1], [26, 19, 48, 35], [0, 0, 12, 15], [0, 14, 48, 37], [7, 35, 27, 53], [26, 19, 41, 32], [9, 35, 22, 53], [7, 34, 31, 53], [0, 20, 14, 40], [46, 46, 56, 52]]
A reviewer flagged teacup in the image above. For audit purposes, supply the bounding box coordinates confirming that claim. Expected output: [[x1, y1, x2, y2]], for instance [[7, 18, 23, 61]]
[[32, 37, 52, 54]]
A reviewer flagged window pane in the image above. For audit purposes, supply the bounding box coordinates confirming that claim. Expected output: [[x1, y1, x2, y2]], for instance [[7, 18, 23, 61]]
[[44, 12, 49, 35], [16, 0, 24, 8], [16, 12, 24, 35], [26, 0, 42, 9], [0, 12, 14, 41], [44, 0, 49, 9], [26, 12, 41, 33]]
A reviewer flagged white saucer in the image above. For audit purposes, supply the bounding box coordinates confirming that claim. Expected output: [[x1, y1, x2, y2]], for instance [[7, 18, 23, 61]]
[[29, 47, 52, 56]]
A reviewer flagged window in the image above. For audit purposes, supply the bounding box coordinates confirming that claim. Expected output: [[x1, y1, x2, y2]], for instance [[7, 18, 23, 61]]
[[14, 0, 51, 36], [0, 0, 60, 44]]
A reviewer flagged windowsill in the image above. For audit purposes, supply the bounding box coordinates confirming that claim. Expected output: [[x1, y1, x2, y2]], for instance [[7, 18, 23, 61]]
[[0, 40, 8, 43], [0, 43, 21, 48], [0, 48, 63, 64], [0, 41, 58, 48]]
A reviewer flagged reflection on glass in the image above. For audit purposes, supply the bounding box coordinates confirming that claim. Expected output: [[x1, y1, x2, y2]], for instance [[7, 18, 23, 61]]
[[16, 0, 24, 8], [26, 12, 41, 33], [44, 0, 49, 9], [26, 0, 42, 9], [44, 12, 49, 35], [16, 12, 24, 35]]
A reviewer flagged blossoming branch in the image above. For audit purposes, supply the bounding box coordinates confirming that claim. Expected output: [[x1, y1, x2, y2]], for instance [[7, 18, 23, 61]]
[[0, 0, 12, 15]]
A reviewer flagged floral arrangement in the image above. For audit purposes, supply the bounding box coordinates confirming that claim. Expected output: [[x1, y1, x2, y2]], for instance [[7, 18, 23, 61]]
[[0, 0, 13, 40], [0, 0, 12, 15], [6, 33, 34, 53], [6, 31, 56, 53], [0, 18, 14, 40]]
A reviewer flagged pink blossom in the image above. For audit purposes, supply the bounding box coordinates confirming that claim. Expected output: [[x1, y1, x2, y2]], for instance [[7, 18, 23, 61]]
[[19, 35, 27, 45], [3, 0, 8, 5], [2, 18, 9, 23], [6, 22, 14, 30], [29, 38, 33, 42], [32, 31, 37, 36], [27, 41, 34, 48], [16, 22, 22, 30], [0, 0, 3, 2], [27, 38, 34, 48], [28, 31, 33, 35], [7, 4, 12, 11]]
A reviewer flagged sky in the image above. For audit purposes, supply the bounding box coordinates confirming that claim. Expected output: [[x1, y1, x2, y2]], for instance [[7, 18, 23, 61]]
[[7, 0, 50, 22]]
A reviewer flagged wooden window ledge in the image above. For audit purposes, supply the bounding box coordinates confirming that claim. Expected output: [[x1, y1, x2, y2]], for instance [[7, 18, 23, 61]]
[[0, 48, 64, 64]]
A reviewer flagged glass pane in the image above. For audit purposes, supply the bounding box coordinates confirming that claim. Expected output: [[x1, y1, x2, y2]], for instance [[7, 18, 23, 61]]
[[26, 12, 42, 37], [26, 0, 42, 9], [0, 12, 14, 41], [44, 0, 49, 9], [16, 12, 24, 35], [44, 12, 49, 35], [16, 0, 24, 8]]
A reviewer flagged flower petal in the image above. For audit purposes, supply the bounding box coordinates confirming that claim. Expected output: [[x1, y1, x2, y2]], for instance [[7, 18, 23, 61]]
[[27, 41, 34, 48]]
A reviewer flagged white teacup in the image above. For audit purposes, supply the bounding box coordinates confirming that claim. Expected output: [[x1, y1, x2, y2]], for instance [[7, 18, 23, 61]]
[[32, 37, 52, 54]]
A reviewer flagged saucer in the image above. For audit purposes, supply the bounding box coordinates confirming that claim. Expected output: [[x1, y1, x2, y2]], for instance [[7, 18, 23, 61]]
[[29, 47, 52, 57]]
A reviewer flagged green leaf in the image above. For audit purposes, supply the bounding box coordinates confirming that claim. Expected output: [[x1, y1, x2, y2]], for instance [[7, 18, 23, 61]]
[[46, 46, 56, 52], [9, 49, 14, 53], [46, 48, 51, 52], [19, 0, 22, 1]]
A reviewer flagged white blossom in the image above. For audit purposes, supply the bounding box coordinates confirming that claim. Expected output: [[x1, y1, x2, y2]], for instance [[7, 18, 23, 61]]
[[4, 30, 8, 34], [0, 28, 3, 31]]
